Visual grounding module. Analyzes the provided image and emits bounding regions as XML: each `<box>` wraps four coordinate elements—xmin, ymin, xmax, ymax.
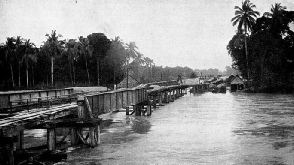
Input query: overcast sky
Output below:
<box><xmin>1</xmin><ymin>0</ymin><xmax>294</xmax><ymax>71</ymax></box>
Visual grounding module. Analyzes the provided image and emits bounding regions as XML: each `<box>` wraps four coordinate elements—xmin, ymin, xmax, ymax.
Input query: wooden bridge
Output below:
<box><xmin>0</xmin><ymin>82</ymin><xmax>208</xmax><ymax>165</ymax></box>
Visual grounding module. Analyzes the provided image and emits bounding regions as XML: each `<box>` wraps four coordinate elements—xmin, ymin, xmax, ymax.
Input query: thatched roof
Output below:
<box><xmin>231</xmin><ymin>76</ymin><xmax>244</xmax><ymax>85</ymax></box>
<box><xmin>117</xmin><ymin>74</ymin><xmax>140</xmax><ymax>88</ymax></box>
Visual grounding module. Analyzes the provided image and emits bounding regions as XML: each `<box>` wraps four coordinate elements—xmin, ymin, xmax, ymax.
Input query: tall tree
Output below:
<box><xmin>42</xmin><ymin>30</ymin><xmax>65</xmax><ymax>87</ymax></box>
<box><xmin>231</xmin><ymin>0</ymin><xmax>260</xmax><ymax>79</ymax></box>
<box><xmin>65</xmin><ymin>39</ymin><xmax>78</xmax><ymax>85</ymax></box>
<box><xmin>22</xmin><ymin>39</ymin><xmax>36</xmax><ymax>88</ymax></box>
<box><xmin>87</xmin><ymin>33</ymin><xmax>111</xmax><ymax>86</ymax></box>
<box><xmin>15</xmin><ymin>36</ymin><xmax>24</xmax><ymax>87</ymax></box>
<box><xmin>5</xmin><ymin>37</ymin><xmax>16</xmax><ymax>88</ymax></box>
<box><xmin>109</xmin><ymin>36</ymin><xmax>126</xmax><ymax>86</ymax></box>
<box><xmin>77</xmin><ymin>36</ymin><xmax>92</xmax><ymax>84</ymax></box>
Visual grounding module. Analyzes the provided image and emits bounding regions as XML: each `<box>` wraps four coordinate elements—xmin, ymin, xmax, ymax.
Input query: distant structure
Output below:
<box><xmin>117</xmin><ymin>74</ymin><xmax>140</xmax><ymax>89</ymax></box>
<box><xmin>177</xmin><ymin>75</ymin><xmax>183</xmax><ymax>85</ymax></box>
<box><xmin>230</xmin><ymin>76</ymin><xmax>245</xmax><ymax>92</ymax></box>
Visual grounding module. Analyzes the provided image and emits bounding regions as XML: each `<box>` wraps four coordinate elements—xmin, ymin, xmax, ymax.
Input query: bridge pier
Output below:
<box><xmin>135</xmin><ymin>105</ymin><xmax>142</xmax><ymax>116</ymax></box>
<box><xmin>47</xmin><ymin>123</ymin><xmax>56</xmax><ymax>151</ymax></box>
<box><xmin>158</xmin><ymin>93</ymin><xmax>163</xmax><ymax>106</ymax></box>
<box><xmin>146</xmin><ymin>102</ymin><xmax>152</xmax><ymax>116</ymax></box>
<box><xmin>163</xmin><ymin>91</ymin><xmax>169</xmax><ymax>103</ymax></box>
<box><xmin>152</xmin><ymin>96</ymin><xmax>157</xmax><ymax>109</ymax></box>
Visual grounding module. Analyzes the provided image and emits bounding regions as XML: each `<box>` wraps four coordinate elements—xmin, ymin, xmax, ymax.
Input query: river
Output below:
<box><xmin>53</xmin><ymin>92</ymin><xmax>294</xmax><ymax>164</ymax></box>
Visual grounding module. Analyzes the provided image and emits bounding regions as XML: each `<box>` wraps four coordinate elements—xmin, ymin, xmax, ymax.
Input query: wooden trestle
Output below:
<box><xmin>0</xmin><ymin>84</ymin><xmax>198</xmax><ymax>165</ymax></box>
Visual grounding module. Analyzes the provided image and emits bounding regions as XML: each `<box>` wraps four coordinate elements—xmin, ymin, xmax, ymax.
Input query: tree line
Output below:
<box><xmin>228</xmin><ymin>0</ymin><xmax>294</xmax><ymax>93</ymax></box>
<box><xmin>0</xmin><ymin>31</ymin><xmax>203</xmax><ymax>91</ymax></box>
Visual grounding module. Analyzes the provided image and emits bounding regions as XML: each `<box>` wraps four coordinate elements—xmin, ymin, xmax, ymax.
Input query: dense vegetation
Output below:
<box><xmin>228</xmin><ymin>0</ymin><xmax>294</xmax><ymax>93</ymax></box>
<box><xmin>0</xmin><ymin>31</ymin><xmax>211</xmax><ymax>91</ymax></box>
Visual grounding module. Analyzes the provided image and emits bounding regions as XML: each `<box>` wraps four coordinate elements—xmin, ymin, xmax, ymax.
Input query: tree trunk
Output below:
<box><xmin>51</xmin><ymin>57</ymin><xmax>54</xmax><ymax>87</ymax></box>
<box><xmin>32</xmin><ymin>65</ymin><xmax>35</xmax><ymax>87</ymax></box>
<box><xmin>18</xmin><ymin>61</ymin><xmax>21</xmax><ymax>87</ymax></box>
<box><xmin>97</xmin><ymin>58</ymin><xmax>100</xmax><ymax>86</ymax></box>
<box><xmin>69</xmin><ymin>58</ymin><xmax>73</xmax><ymax>85</ymax></box>
<box><xmin>73</xmin><ymin>60</ymin><xmax>76</xmax><ymax>85</ymax></box>
<box><xmin>244</xmin><ymin>31</ymin><xmax>250</xmax><ymax>80</ymax></box>
<box><xmin>113</xmin><ymin>70</ymin><xmax>115</xmax><ymax>88</ymax></box>
<box><xmin>85</xmin><ymin>56</ymin><xmax>90</xmax><ymax>84</ymax></box>
<box><xmin>26</xmin><ymin>61</ymin><xmax>29</xmax><ymax>88</ymax></box>
<box><xmin>10</xmin><ymin>62</ymin><xmax>15</xmax><ymax>88</ymax></box>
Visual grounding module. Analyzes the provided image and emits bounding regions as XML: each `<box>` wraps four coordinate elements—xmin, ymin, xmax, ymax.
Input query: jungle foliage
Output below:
<box><xmin>228</xmin><ymin>1</ymin><xmax>294</xmax><ymax>93</ymax></box>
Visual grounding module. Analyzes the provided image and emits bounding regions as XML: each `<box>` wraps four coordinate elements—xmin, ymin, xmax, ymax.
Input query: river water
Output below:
<box><xmin>61</xmin><ymin>92</ymin><xmax>294</xmax><ymax>165</ymax></box>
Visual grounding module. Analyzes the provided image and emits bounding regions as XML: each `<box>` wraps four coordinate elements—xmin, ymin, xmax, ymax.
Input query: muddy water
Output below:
<box><xmin>37</xmin><ymin>92</ymin><xmax>294</xmax><ymax>164</ymax></box>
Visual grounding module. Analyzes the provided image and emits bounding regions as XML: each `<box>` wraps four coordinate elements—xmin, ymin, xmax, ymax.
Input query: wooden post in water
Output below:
<box><xmin>146</xmin><ymin>101</ymin><xmax>152</xmax><ymax>116</ymax></box>
<box><xmin>164</xmin><ymin>91</ymin><xmax>169</xmax><ymax>103</ymax></box>
<box><xmin>89</xmin><ymin>127</ymin><xmax>96</xmax><ymax>147</ymax></box>
<box><xmin>15</xmin><ymin>130</ymin><xmax>24</xmax><ymax>151</ymax></box>
<box><xmin>96</xmin><ymin>123</ymin><xmax>101</xmax><ymax>145</ymax></box>
<box><xmin>70</xmin><ymin>128</ymin><xmax>78</xmax><ymax>145</ymax></box>
<box><xmin>152</xmin><ymin>95</ymin><xmax>157</xmax><ymax>109</ymax></box>
<box><xmin>135</xmin><ymin>105</ymin><xmax>141</xmax><ymax>116</ymax></box>
<box><xmin>47</xmin><ymin>122</ymin><xmax>56</xmax><ymax>151</ymax></box>
<box><xmin>170</xmin><ymin>90</ymin><xmax>174</xmax><ymax>102</ymax></box>
<box><xmin>126</xmin><ymin>106</ymin><xmax>130</xmax><ymax>115</ymax></box>
<box><xmin>158</xmin><ymin>92</ymin><xmax>163</xmax><ymax>106</ymax></box>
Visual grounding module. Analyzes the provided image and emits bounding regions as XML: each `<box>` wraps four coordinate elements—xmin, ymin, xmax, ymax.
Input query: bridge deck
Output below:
<box><xmin>0</xmin><ymin>103</ymin><xmax>77</xmax><ymax>137</ymax></box>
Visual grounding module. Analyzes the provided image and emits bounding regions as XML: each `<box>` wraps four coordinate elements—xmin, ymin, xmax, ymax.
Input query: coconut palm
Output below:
<box><xmin>77</xmin><ymin>36</ymin><xmax>92</xmax><ymax>84</ymax></box>
<box><xmin>126</xmin><ymin>42</ymin><xmax>138</xmax><ymax>62</ymax></box>
<box><xmin>43</xmin><ymin>30</ymin><xmax>65</xmax><ymax>86</ymax></box>
<box><xmin>65</xmin><ymin>39</ymin><xmax>78</xmax><ymax>85</ymax></box>
<box><xmin>87</xmin><ymin>33</ymin><xmax>111</xmax><ymax>86</ymax></box>
<box><xmin>110</xmin><ymin>36</ymin><xmax>125</xmax><ymax>86</ymax></box>
<box><xmin>15</xmin><ymin>36</ymin><xmax>24</xmax><ymax>87</ymax></box>
<box><xmin>5</xmin><ymin>37</ymin><xmax>16</xmax><ymax>88</ymax></box>
<box><xmin>264</xmin><ymin>3</ymin><xmax>287</xmax><ymax>36</ymax></box>
<box><xmin>231</xmin><ymin>0</ymin><xmax>260</xmax><ymax>79</ymax></box>
<box><xmin>22</xmin><ymin>39</ymin><xmax>36</xmax><ymax>88</ymax></box>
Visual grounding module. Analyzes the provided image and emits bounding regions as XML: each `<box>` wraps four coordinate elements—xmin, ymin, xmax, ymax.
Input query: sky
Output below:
<box><xmin>1</xmin><ymin>0</ymin><xmax>294</xmax><ymax>71</ymax></box>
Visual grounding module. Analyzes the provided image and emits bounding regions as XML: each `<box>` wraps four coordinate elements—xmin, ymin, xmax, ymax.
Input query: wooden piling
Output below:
<box><xmin>70</xmin><ymin>128</ymin><xmax>78</xmax><ymax>145</ymax></box>
<box><xmin>146</xmin><ymin>103</ymin><xmax>152</xmax><ymax>116</ymax></box>
<box><xmin>95</xmin><ymin>124</ymin><xmax>100</xmax><ymax>145</ymax></box>
<box><xmin>47</xmin><ymin>123</ymin><xmax>56</xmax><ymax>151</ymax></box>
<box><xmin>15</xmin><ymin>130</ymin><xmax>24</xmax><ymax>150</ymax></box>
<box><xmin>134</xmin><ymin>105</ymin><xmax>141</xmax><ymax>116</ymax></box>
<box><xmin>126</xmin><ymin>106</ymin><xmax>130</xmax><ymax>115</ymax></box>
<box><xmin>152</xmin><ymin>95</ymin><xmax>157</xmax><ymax>109</ymax></box>
<box><xmin>163</xmin><ymin>91</ymin><xmax>169</xmax><ymax>103</ymax></box>
<box><xmin>89</xmin><ymin>127</ymin><xmax>96</xmax><ymax>147</ymax></box>
<box><xmin>158</xmin><ymin>93</ymin><xmax>163</xmax><ymax>106</ymax></box>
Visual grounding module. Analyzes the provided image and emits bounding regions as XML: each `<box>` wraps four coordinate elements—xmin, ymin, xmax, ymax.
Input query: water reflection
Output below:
<box><xmin>131</xmin><ymin>117</ymin><xmax>151</xmax><ymax>134</ymax></box>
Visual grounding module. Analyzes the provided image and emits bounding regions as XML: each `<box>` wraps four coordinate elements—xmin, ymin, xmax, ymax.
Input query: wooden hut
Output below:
<box><xmin>230</xmin><ymin>76</ymin><xmax>244</xmax><ymax>92</ymax></box>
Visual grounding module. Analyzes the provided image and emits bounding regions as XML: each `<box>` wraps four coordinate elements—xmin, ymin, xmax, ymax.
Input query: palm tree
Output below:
<box><xmin>15</xmin><ymin>36</ymin><xmax>24</xmax><ymax>87</ymax></box>
<box><xmin>231</xmin><ymin>0</ymin><xmax>260</xmax><ymax>79</ymax></box>
<box><xmin>264</xmin><ymin>3</ymin><xmax>287</xmax><ymax>36</ymax></box>
<box><xmin>43</xmin><ymin>30</ymin><xmax>65</xmax><ymax>87</ymax></box>
<box><xmin>125</xmin><ymin>42</ymin><xmax>139</xmax><ymax>88</ymax></box>
<box><xmin>22</xmin><ymin>39</ymin><xmax>36</xmax><ymax>88</ymax></box>
<box><xmin>5</xmin><ymin>37</ymin><xmax>16</xmax><ymax>88</ymax></box>
<box><xmin>65</xmin><ymin>39</ymin><xmax>78</xmax><ymax>85</ymax></box>
<box><xmin>87</xmin><ymin>33</ymin><xmax>111</xmax><ymax>86</ymax></box>
<box><xmin>111</xmin><ymin>36</ymin><xmax>125</xmax><ymax>86</ymax></box>
<box><xmin>77</xmin><ymin>36</ymin><xmax>92</xmax><ymax>84</ymax></box>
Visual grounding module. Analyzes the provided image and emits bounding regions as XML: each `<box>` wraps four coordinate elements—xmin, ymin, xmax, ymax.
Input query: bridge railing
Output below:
<box><xmin>85</xmin><ymin>86</ymin><xmax>147</xmax><ymax>117</ymax></box>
